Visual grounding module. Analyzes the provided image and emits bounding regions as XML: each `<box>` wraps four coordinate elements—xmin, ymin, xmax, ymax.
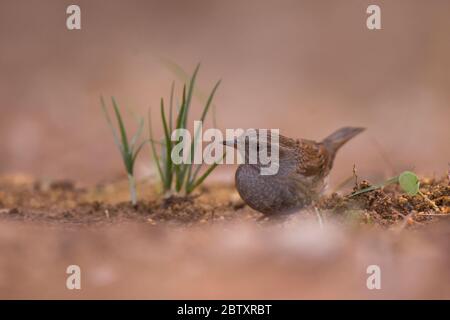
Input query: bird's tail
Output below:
<box><xmin>322</xmin><ymin>127</ymin><xmax>365</xmax><ymax>160</ymax></box>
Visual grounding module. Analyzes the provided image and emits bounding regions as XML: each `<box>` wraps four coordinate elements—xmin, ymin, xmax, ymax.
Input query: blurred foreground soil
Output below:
<box><xmin>0</xmin><ymin>174</ymin><xmax>449</xmax><ymax>299</ymax></box>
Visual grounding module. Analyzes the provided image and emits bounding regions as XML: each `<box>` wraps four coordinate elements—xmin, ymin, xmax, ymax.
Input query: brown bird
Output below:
<box><xmin>224</xmin><ymin>127</ymin><xmax>365</xmax><ymax>216</ymax></box>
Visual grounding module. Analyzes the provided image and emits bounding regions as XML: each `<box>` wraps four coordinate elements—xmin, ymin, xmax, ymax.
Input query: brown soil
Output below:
<box><xmin>0</xmin><ymin>174</ymin><xmax>449</xmax><ymax>299</ymax></box>
<box><xmin>1</xmin><ymin>174</ymin><xmax>448</xmax><ymax>228</ymax></box>
<box><xmin>319</xmin><ymin>177</ymin><xmax>450</xmax><ymax>227</ymax></box>
<box><xmin>0</xmin><ymin>175</ymin><xmax>258</xmax><ymax>227</ymax></box>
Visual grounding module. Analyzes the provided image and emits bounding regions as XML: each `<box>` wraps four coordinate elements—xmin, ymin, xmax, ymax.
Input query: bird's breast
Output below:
<box><xmin>235</xmin><ymin>164</ymin><xmax>316</xmax><ymax>215</ymax></box>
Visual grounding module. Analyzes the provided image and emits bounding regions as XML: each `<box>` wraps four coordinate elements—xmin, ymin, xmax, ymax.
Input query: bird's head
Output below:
<box><xmin>222</xmin><ymin>129</ymin><xmax>283</xmax><ymax>175</ymax></box>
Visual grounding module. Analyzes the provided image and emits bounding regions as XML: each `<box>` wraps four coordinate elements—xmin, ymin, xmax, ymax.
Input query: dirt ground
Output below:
<box><xmin>0</xmin><ymin>174</ymin><xmax>449</xmax><ymax>299</ymax></box>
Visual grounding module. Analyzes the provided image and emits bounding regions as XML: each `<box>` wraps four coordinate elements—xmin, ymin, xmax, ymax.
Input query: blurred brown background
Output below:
<box><xmin>0</xmin><ymin>0</ymin><xmax>449</xmax><ymax>185</ymax></box>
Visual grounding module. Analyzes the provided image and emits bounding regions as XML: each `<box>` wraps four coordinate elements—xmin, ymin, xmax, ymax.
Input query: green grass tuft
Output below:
<box><xmin>148</xmin><ymin>64</ymin><xmax>223</xmax><ymax>195</ymax></box>
<box><xmin>101</xmin><ymin>97</ymin><xmax>145</xmax><ymax>205</ymax></box>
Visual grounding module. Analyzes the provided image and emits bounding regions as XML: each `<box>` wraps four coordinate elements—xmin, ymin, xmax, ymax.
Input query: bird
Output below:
<box><xmin>223</xmin><ymin>127</ymin><xmax>365</xmax><ymax>216</ymax></box>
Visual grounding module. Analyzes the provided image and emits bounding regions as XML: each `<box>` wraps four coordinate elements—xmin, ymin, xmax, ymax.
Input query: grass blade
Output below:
<box><xmin>160</xmin><ymin>58</ymin><xmax>219</xmax><ymax>127</ymax></box>
<box><xmin>187</xmin><ymin>153</ymin><xmax>226</xmax><ymax>194</ymax></box>
<box><xmin>175</xmin><ymin>85</ymin><xmax>187</xmax><ymax>129</ymax></box>
<box><xmin>181</xmin><ymin>63</ymin><xmax>200</xmax><ymax>129</ymax></box>
<box><xmin>148</xmin><ymin>109</ymin><xmax>165</xmax><ymax>183</ymax></box>
<box><xmin>130</xmin><ymin>117</ymin><xmax>144</xmax><ymax>152</ymax></box>
<box><xmin>161</xmin><ymin>99</ymin><xmax>173</xmax><ymax>190</ymax></box>
<box><xmin>101</xmin><ymin>96</ymin><xmax>123</xmax><ymax>153</ymax></box>
<box><xmin>174</xmin><ymin>85</ymin><xmax>187</xmax><ymax>191</ymax></box>
<box><xmin>200</xmin><ymin>80</ymin><xmax>221</xmax><ymax>121</ymax></box>
<box><xmin>175</xmin><ymin>65</ymin><xmax>201</xmax><ymax>190</ymax></box>
<box><xmin>132</xmin><ymin>140</ymin><xmax>148</xmax><ymax>166</ymax></box>
<box><xmin>169</xmin><ymin>81</ymin><xmax>175</xmax><ymax>133</ymax></box>
<box><xmin>111</xmin><ymin>97</ymin><xmax>130</xmax><ymax>159</ymax></box>
<box><xmin>349</xmin><ymin>176</ymin><xmax>399</xmax><ymax>197</ymax></box>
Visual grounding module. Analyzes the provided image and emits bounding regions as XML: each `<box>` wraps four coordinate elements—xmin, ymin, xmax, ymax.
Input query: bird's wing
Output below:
<box><xmin>278</xmin><ymin>134</ymin><xmax>299</xmax><ymax>149</ymax></box>
<box><xmin>295</xmin><ymin>139</ymin><xmax>330</xmax><ymax>177</ymax></box>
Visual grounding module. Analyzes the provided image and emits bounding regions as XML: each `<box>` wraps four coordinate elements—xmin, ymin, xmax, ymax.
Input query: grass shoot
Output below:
<box><xmin>101</xmin><ymin>97</ymin><xmax>146</xmax><ymax>206</ymax></box>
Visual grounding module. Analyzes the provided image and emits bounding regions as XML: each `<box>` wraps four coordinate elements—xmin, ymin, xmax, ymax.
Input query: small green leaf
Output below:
<box><xmin>398</xmin><ymin>171</ymin><xmax>420</xmax><ymax>196</ymax></box>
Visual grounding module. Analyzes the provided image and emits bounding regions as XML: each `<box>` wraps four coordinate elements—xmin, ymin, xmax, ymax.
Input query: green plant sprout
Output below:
<box><xmin>148</xmin><ymin>64</ymin><xmax>223</xmax><ymax>195</ymax></box>
<box><xmin>349</xmin><ymin>171</ymin><xmax>440</xmax><ymax>211</ymax></box>
<box><xmin>159</xmin><ymin>58</ymin><xmax>219</xmax><ymax>127</ymax></box>
<box><xmin>101</xmin><ymin>97</ymin><xmax>146</xmax><ymax>206</ymax></box>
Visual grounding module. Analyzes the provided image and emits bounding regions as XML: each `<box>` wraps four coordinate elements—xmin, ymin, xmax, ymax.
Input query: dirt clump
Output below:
<box><xmin>319</xmin><ymin>177</ymin><xmax>450</xmax><ymax>227</ymax></box>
